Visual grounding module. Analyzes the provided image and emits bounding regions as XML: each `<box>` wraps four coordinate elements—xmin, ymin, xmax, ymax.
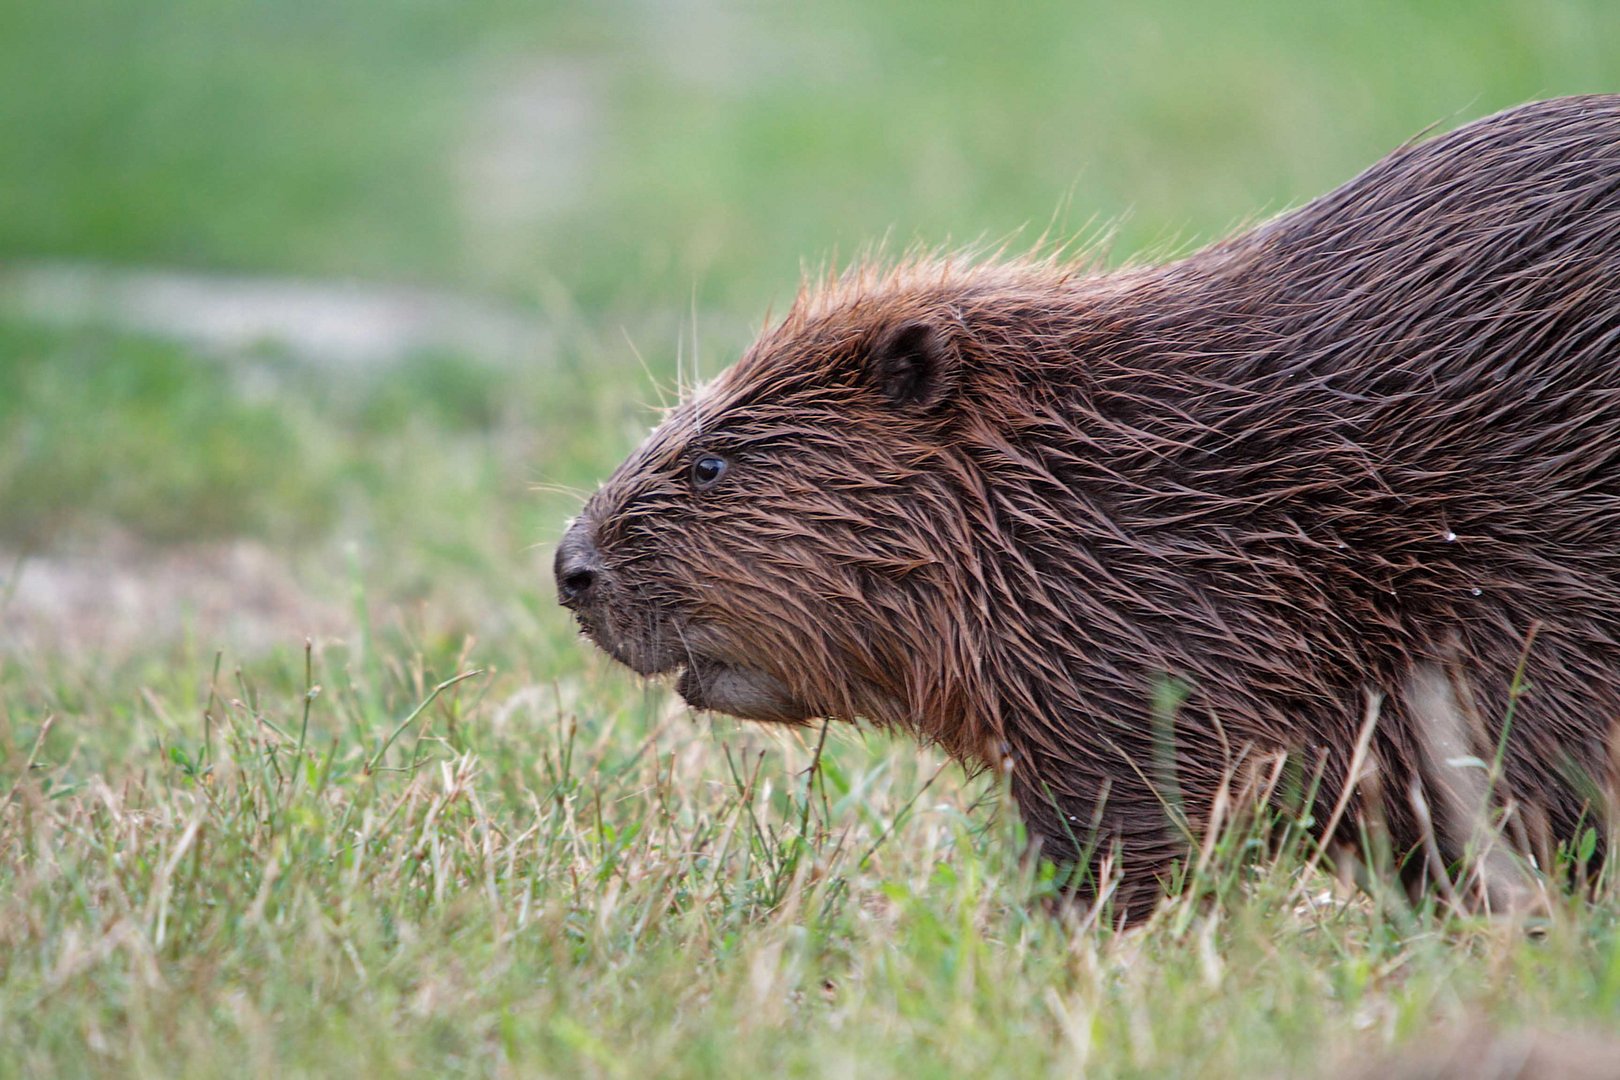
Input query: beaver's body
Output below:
<box><xmin>559</xmin><ymin>96</ymin><xmax>1620</xmax><ymax>920</ymax></box>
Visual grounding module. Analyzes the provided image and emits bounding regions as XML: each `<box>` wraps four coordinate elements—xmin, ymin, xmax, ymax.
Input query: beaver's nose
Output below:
<box><xmin>554</xmin><ymin>520</ymin><xmax>604</xmax><ymax>608</ymax></box>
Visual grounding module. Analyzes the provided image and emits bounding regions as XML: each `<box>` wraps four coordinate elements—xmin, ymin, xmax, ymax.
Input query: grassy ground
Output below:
<box><xmin>4</xmin><ymin>2</ymin><xmax>1620</xmax><ymax>1075</ymax></box>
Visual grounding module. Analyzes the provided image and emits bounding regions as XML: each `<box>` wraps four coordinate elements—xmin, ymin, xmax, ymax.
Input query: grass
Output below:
<box><xmin>5</xmin><ymin>1</ymin><xmax>1619</xmax><ymax>305</ymax></box>
<box><xmin>5</xmin><ymin>1</ymin><xmax>1620</xmax><ymax>1075</ymax></box>
<box><xmin>6</xmin><ymin>632</ymin><xmax>1620</xmax><ymax>1076</ymax></box>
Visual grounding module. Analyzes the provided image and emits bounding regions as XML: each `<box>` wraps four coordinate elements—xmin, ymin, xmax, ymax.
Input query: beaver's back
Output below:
<box><xmin>1088</xmin><ymin>95</ymin><xmax>1620</xmax><ymax>871</ymax></box>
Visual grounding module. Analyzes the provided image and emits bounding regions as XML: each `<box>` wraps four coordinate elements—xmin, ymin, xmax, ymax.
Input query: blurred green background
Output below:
<box><xmin>1</xmin><ymin>0</ymin><xmax>1617</xmax><ymax>670</ymax></box>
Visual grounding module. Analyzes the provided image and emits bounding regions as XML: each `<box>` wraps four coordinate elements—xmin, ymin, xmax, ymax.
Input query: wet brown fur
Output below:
<box><xmin>562</xmin><ymin>96</ymin><xmax>1620</xmax><ymax>921</ymax></box>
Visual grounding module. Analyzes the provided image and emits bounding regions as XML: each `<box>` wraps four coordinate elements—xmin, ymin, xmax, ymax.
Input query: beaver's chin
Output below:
<box><xmin>574</xmin><ymin>613</ymin><xmax>815</xmax><ymax>723</ymax></box>
<box><xmin>675</xmin><ymin>660</ymin><xmax>815</xmax><ymax>724</ymax></box>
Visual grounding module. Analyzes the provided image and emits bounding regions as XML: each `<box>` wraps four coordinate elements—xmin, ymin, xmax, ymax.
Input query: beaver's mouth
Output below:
<box><xmin>573</xmin><ymin>611</ymin><xmax>814</xmax><ymax>724</ymax></box>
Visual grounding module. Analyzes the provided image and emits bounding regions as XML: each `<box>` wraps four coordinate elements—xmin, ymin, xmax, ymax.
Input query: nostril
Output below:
<box><xmin>555</xmin><ymin>520</ymin><xmax>604</xmax><ymax>608</ymax></box>
<box><xmin>559</xmin><ymin>566</ymin><xmax>596</xmax><ymax>603</ymax></box>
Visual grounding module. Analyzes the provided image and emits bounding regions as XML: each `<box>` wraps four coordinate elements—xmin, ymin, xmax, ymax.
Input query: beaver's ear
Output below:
<box><xmin>868</xmin><ymin>319</ymin><xmax>959</xmax><ymax>413</ymax></box>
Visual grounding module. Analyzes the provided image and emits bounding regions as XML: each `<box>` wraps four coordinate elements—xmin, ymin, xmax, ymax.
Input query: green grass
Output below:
<box><xmin>0</xmin><ymin>323</ymin><xmax>329</xmax><ymax>546</ymax></box>
<box><xmin>4</xmin><ymin>0</ymin><xmax>1618</xmax><ymax>305</ymax></box>
<box><xmin>5</xmin><ymin>1</ymin><xmax>1620</xmax><ymax>1075</ymax></box>
<box><xmin>6</xmin><ymin>633</ymin><xmax>1620</xmax><ymax>1077</ymax></box>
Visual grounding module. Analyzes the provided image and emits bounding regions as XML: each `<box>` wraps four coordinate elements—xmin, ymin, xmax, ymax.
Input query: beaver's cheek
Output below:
<box><xmin>676</xmin><ymin>662</ymin><xmax>815</xmax><ymax>724</ymax></box>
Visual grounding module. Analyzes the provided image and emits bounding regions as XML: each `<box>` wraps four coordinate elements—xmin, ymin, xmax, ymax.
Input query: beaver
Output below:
<box><xmin>557</xmin><ymin>95</ymin><xmax>1620</xmax><ymax>922</ymax></box>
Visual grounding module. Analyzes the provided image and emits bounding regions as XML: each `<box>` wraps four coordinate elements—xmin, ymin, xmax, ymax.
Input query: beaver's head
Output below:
<box><xmin>557</xmin><ymin>279</ymin><xmax>1011</xmax><ymax>737</ymax></box>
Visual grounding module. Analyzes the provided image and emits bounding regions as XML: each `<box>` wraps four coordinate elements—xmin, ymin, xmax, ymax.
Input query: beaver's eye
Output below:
<box><xmin>690</xmin><ymin>455</ymin><xmax>728</xmax><ymax>491</ymax></box>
